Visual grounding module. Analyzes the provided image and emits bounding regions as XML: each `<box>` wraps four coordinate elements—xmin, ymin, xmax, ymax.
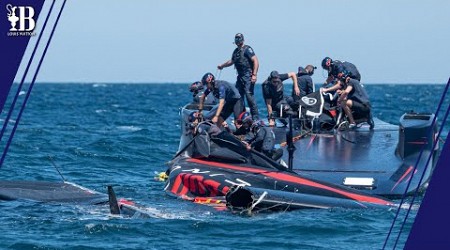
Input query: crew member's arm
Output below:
<box><xmin>251</xmin><ymin>55</ymin><xmax>259</xmax><ymax>83</ymax></box>
<box><xmin>265</xmin><ymin>98</ymin><xmax>274</xmax><ymax>126</ymax></box>
<box><xmin>265</xmin><ymin>98</ymin><xmax>273</xmax><ymax>117</ymax></box>
<box><xmin>321</xmin><ymin>81</ymin><xmax>342</xmax><ymax>93</ymax></box>
<box><xmin>218</xmin><ymin>59</ymin><xmax>233</xmax><ymax>70</ymax></box>
<box><xmin>212</xmin><ymin>99</ymin><xmax>225</xmax><ymax>124</ymax></box>
<box><xmin>198</xmin><ymin>88</ymin><xmax>211</xmax><ymax>117</ymax></box>
<box><xmin>324</xmin><ymin>75</ymin><xmax>334</xmax><ymax>86</ymax></box>
<box><xmin>288</xmin><ymin>72</ymin><xmax>300</xmax><ymax>96</ymax></box>
<box><xmin>338</xmin><ymin>77</ymin><xmax>353</xmax><ymax>102</ymax></box>
<box><xmin>198</xmin><ymin>93</ymin><xmax>206</xmax><ymax>114</ymax></box>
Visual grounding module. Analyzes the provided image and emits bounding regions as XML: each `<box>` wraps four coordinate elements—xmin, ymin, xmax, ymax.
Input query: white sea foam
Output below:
<box><xmin>95</xmin><ymin>109</ymin><xmax>107</xmax><ymax>113</ymax></box>
<box><xmin>398</xmin><ymin>202</ymin><xmax>421</xmax><ymax>210</ymax></box>
<box><xmin>93</xmin><ymin>83</ymin><xmax>107</xmax><ymax>87</ymax></box>
<box><xmin>117</xmin><ymin>126</ymin><xmax>142</xmax><ymax>132</ymax></box>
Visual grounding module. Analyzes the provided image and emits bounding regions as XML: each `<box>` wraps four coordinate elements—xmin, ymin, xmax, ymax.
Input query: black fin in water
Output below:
<box><xmin>107</xmin><ymin>185</ymin><xmax>121</xmax><ymax>215</ymax></box>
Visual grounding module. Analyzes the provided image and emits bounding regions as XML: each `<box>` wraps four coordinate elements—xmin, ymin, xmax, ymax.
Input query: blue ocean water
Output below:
<box><xmin>0</xmin><ymin>83</ymin><xmax>448</xmax><ymax>250</ymax></box>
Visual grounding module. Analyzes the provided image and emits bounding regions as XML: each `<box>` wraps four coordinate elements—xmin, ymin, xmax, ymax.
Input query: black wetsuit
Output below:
<box><xmin>204</xmin><ymin>80</ymin><xmax>243</xmax><ymax>120</ymax></box>
<box><xmin>346</xmin><ymin>78</ymin><xmax>371</xmax><ymax>117</ymax></box>
<box><xmin>262</xmin><ymin>73</ymin><xmax>292</xmax><ymax>117</ymax></box>
<box><xmin>287</xmin><ymin>67</ymin><xmax>315</xmax><ymax>110</ymax></box>
<box><xmin>232</xmin><ymin>45</ymin><xmax>259</xmax><ymax>120</ymax></box>
<box><xmin>329</xmin><ymin>60</ymin><xmax>361</xmax><ymax>81</ymax></box>
<box><xmin>246</xmin><ymin>126</ymin><xmax>282</xmax><ymax>160</ymax></box>
<box><xmin>295</xmin><ymin>67</ymin><xmax>314</xmax><ymax>99</ymax></box>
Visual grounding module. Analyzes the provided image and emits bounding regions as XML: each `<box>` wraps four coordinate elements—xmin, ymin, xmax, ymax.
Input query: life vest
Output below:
<box><xmin>232</xmin><ymin>45</ymin><xmax>253</xmax><ymax>75</ymax></box>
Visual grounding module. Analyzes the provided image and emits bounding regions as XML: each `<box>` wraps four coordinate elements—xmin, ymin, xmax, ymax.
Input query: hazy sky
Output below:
<box><xmin>34</xmin><ymin>0</ymin><xmax>449</xmax><ymax>84</ymax></box>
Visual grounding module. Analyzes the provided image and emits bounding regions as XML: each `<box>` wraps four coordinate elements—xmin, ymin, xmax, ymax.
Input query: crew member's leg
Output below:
<box><xmin>239</xmin><ymin>73</ymin><xmax>259</xmax><ymax>120</ymax></box>
<box><xmin>231</xmin><ymin>98</ymin><xmax>244</xmax><ymax>120</ymax></box>
<box><xmin>275</xmin><ymin>99</ymin><xmax>292</xmax><ymax>126</ymax></box>
<box><xmin>219</xmin><ymin>101</ymin><xmax>233</xmax><ymax>127</ymax></box>
<box><xmin>341</xmin><ymin>99</ymin><xmax>356</xmax><ymax>126</ymax></box>
<box><xmin>286</xmin><ymin>96</ymin><xmax>299</xmax><ymax>111</ymax></box>
<box><xmin>236</xmin><ymin>76</ymin><xmax>247</xmax><ymax>115</ymax></box>
<box><xmin>349</xmin><ymin>100</ymin><xmax>372</xmax><ymax>128</ymax></box>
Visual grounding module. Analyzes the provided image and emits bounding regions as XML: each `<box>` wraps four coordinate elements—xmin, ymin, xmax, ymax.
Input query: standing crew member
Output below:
<box><xmin>198</xmin><ymin>73</ymin><xmax>243</xmax><ymax>127</ymax></box>
<box><xmin>218</xmin><ymin>33</ymin><xmax>260</xmax><ymax>120</ymax></box>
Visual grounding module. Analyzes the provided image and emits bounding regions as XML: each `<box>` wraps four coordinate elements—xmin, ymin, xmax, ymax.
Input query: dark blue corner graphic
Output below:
<box><xmin>0</xmin><ymin>0</ymin><xmax>44</xmax><ymax>113</ymax></box>
<box><xmin>0</xmin><ymin>0</ymin><xmax>55</xmax><ymax>145</ymax></box>
<box><xmin>405</xmin><ymin>78</ymin><xmax>450</xmax><ymax>249</ymax></box>
<box><xmin>0</xmin><ymin>0</ymin><xmax>66</xmax><ymax>169</ymax></box>
<box><xmin>383</xmin><ymin>78</ymin><xmax>450</xmax><ymax>249</ymax></box>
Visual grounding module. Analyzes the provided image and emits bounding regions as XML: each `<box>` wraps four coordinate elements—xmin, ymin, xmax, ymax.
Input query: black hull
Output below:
<box><xmin>165</xmin><ymin>157</ymin><xmax>394</xmax><ymax>212</ymax></box>
<box><xmin>178</xmin><ymin>103</ymin><xmax>438</xmax><ymax>199</ymax></box>
<box><xmin>226</xmin><ymin>186</ymin><xmax>390</xmax><ymax>212</ymax></box>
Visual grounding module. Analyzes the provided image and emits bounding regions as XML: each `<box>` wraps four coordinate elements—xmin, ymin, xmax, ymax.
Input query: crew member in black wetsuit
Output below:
<box><xmin>262</xmin><ymin>70</ymin><xmax>298</xmax><ymax>126</ymax></box>
<box><xmin>189</xmin><ymin>81</ymin><xmax>217</xmax><ymax>104</ymax></box>
<box><xmin>198</xmin><ymin>72</ymin><xmax>243</xmax><ymax>127</ymax></box>
<box><xmin>321</xmin><ymin>57</ymin><xmax>361</xmax><ymax>88</ymax></box>
<box><xmin>232</xmin><ymin>112</ymin><xmax>283</xmax><ymax>161</ymax></box>
<box><xmin>338</xmin><ymin>76</ymin><xmax>374</xmax><ymax>129</ymax></box>
<box><xmin>296</xmin><ymin>65</ymin><xmax>316</xmax><ymax>98</ymax></box>
<box><xmin>218</xmin><ymin>33</ymin><xmax>260</xmax><ymax>120</ymax></box>
<box><xmin>287</xmin><ymin>65</ymin><xmax>316</xmax><ymax>110</ymax></box>
<box><xmin>245</xmin><ymin>121</ymin><xmax>283</xmax><ymax>161</ymax></box>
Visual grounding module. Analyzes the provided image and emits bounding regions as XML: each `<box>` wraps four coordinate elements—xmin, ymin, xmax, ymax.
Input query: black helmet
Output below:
<box><xmin>321</xmin><ymin>57</ymin><xmax>332</xmax><ymax>70</ymax></box>
<box><xmin>189</xmin><ymin>81</ymin><xmax>204</xmax><ymax>93</ymax></box>
<box><xmin>201</xmin><ymin>72</ymin><xmax>215</xmax><ymax>86</ymax></box>
<box><xmin>234</xmin><ymin>33</ymin><xmax>244</xmax><ymax>45</ymax></box>
<box><xmin>250</xmin><ymin>120</ymin><xmax>264</xmax><ymax>133</ymax></box>
<box><xmin>236</xmin><ymin>111</ymin><xmax>252</xmax><ymax>125</ymax></box>
<box><xmin>188</xmin><ymin>111</ymin><xmax>200</xmax><ymax>122</ymax></box>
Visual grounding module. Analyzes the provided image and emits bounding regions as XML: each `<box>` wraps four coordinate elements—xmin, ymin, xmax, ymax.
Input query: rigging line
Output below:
<box><xmin>340</xmin><ymin>134</ymin><xmax>356</xmax><ymax>144</ymax></box>
<box><xmin>383</xmin><ymin>79</ymin><xmax>450</xmax><ymax>249</ymax></box>
<box><xmin>0</xmin><ymin>0</ymin><xmax>68</xmax><ymax>169</ymax></box>
<box><xmin>0</xmin><ymin>0</ymin><xmax>56</xmax><ymax>144</ymax></box>
<box><xmin>393</xmin><ymin>99</ymin><xmax>450</xmax><ymax>249</ymax></box>
<box><xmin>48</xmin><ymin>155</ymin><xmax>66</xmax><ymax>182</ymax></box>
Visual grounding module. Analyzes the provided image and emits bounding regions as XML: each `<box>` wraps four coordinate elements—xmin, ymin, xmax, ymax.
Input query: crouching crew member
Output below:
<box><xmin>338</xmin><ymin>76</ymin><xmax>374</xmax><ymax>129</ymax></box>
<box><xmin>262</xmin><ymin>70</ymin><xmax>299</xmax><ymax>126</ymax></box>
<box><xmin>198</xmin><ymin>72</ymin><xmax>244</xmax><ymax>127</ymax></box>
<box><xmin>287</xmin><ymin>65</ymin><xmax>316</xmax><ymax>110</ymax></box>
<box><xmin>295</xmin><ymin>64</ymin><xmax>316</xmax><ymax>98</ymax></box>
<box><xmin>244</xmin><ymin>120</ymin><xmax>283</xmax><ymax>161</ymax></box>
<box><xmin>321</xmin><ymin>57</ymin><xmax>361</xmax><ymax>89</ymax></box>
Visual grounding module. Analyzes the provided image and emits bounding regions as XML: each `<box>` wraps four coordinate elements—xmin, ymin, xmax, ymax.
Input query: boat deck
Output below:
<box><xmin>288</xmin><ymin>119</ymin><xmax>399</xmax><ymax>173</ymax></box>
